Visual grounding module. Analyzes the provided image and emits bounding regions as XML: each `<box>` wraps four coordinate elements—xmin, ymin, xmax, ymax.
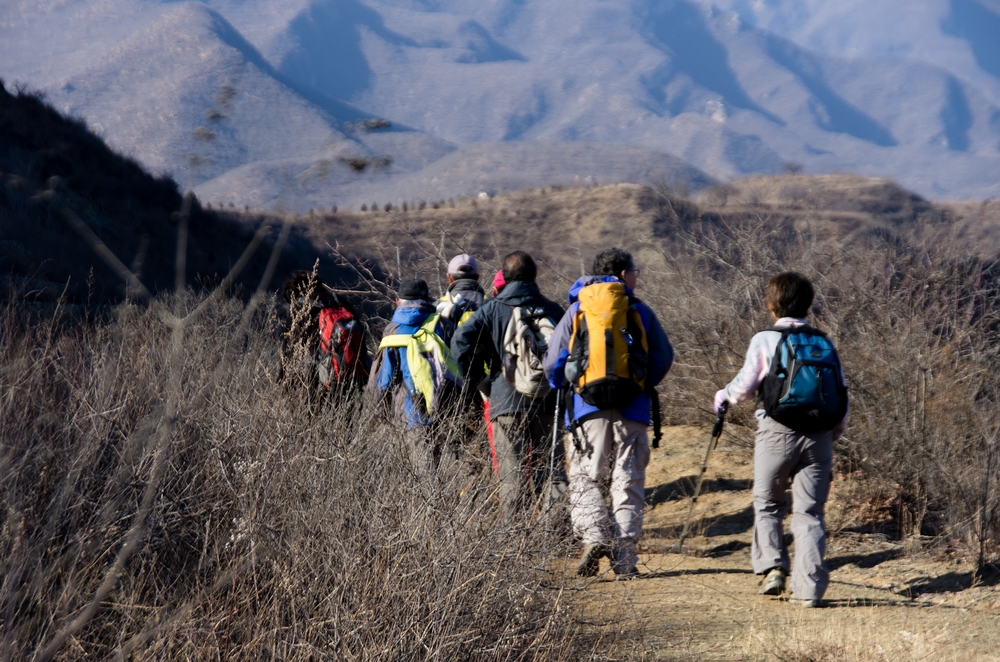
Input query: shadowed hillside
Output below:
<box><xmin>0</xmin><ymin>82</ymin><xmax>334</xmax><ymax>305</ymax></box>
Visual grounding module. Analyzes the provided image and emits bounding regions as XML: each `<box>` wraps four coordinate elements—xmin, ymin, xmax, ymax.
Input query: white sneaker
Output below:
<box><xmin>759</xmin><ymin>567</ymin><xmax>786</xmax><ymax>595</ymax></box>
<box><xmin>789</xmin><ymin>597</ymin><xmax>822</xmax><ymax>608</ymax></box>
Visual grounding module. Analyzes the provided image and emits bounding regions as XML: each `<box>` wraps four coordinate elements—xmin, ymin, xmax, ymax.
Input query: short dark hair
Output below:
<box><xmin>502</xmin><ymin>251</ymin><xmax>537</xmax><ymax>282</ymax></box>
<box><xmin>766</xmin><ymin>272</ymin><xmax>814</xmax><ymax>318</ymax></box>
<box><xmin>593</xmin><ymin>247</ymin><xmax>634</xmax><ymax>278</ymax></box>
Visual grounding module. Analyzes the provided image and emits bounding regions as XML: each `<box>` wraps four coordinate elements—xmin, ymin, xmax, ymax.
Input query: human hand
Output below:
<box><xmin>713</xmin><ymin>389</ymin><xmax>729</xmax><ymax>414</ymax></box>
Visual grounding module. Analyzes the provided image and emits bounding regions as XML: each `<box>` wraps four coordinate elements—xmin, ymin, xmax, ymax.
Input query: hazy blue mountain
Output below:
<box><xmin>711</xmin><ymin>0</ymin><xmax>1000</xmax><ymax>106</ymax></box>
<box><xmin>3</xmin><ymin>0</ymin><xmax>999</xmax><ymax>208</ymax></box>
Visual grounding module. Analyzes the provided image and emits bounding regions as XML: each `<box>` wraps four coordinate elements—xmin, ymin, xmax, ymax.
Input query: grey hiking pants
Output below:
<box><xmin>492</xmin><ymin>413</ymin><xmax>568</xmax><ymax>517</ymax></box>
<box><xmin>752</xmin><ymin>416</ymin><xmax>834</xmax><ymax>601</ymax></box>
<box><xmin>568</xmin><ymin>411</ymin><xmax>649</xmax><ymax>572</ymax></box>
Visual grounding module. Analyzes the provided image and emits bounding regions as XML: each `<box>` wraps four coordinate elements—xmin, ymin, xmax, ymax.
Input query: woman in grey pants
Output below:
<box><xmin>714</xmin><ymin>272</ymin><xmax>848</xmax><ymax>607</ymax></box>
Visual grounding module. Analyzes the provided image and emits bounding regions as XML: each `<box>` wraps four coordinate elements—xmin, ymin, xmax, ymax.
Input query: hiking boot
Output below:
<box><xmin>576</xmin><ymin>542</ymin><xmax>607</xmax><ymax>577</ymax></box>
<box><xmin>758</xmin><ymin>567</ymin><xmax>786</xmax><ymax>595</ymax></box>
<box><xmin>614</xmin><ymin>566</ymin><xmax>640</xmax><ymax>581</ymax></box>
<box><xmin>789</xmin><ymin>597</ymin><xmax>822</xmax><ymax>608</ymax></box>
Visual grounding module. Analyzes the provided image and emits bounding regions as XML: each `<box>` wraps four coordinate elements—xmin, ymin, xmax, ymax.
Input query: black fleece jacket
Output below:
<box><xmin>450</xmin><ymin>280</ymin><xmax>565</xmax><ymax>419</ymax></box>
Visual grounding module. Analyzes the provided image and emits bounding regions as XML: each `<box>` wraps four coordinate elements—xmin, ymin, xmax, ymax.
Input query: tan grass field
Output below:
<box><xmin>562</xmin><ymin>425</ymin><xmax>1000</xmax><ymax>661</ymax></box>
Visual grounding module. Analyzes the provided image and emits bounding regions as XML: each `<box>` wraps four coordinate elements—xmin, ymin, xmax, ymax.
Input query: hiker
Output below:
<box><xmin>437</xmin><ymin>253</ymin><xmax>486</xmax><ymax>325</ymax></box>
<box><xmin>367</xmin><ymin>278</ymin><xmax>460</xmax><ymax>475</ymax></box>
<box><xmin>451</xmin><ymin>252</ymin><xmax>568</xmax><ymax>516</ymax></box>
<box><xmin>482</xmin><ymin>269</ymin><xmax>506</xmax><ymax>470</ymax></box>
<box><xmin>278</xmin><ymin>270</ymin><xmax>368</xmax><ymax>406</ymax></box>
<box><xmin>714</xmin><ymin>272</ymin><xmax>848</xmax><ymax>607</ymax></box>
<box><xmin>489</xmin><ymin>269</ymin><xmax>506</xmax><ymax>298</ymax></box>
<box><xmin>544</xmin><ymin>247</ymin><xmax>674</xmax><ymax>579</ymax></box>
<box><xmin>437</xmin><ymin>253</ymin><xmax>489</xmax><ymax>407</ymax></box>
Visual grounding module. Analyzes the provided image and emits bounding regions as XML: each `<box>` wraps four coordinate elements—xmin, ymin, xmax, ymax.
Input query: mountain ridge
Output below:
<box><xmin>4</xmin><ymin>0</ymin><xmax>1000</xmax><ymax>208</ymax></box>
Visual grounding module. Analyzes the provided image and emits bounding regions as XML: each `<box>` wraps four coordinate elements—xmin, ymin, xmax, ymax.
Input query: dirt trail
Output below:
<box><xmin>566</xmin><ymin>426</ymin><xmax>1000</xmax><ymax>661</ymax></box>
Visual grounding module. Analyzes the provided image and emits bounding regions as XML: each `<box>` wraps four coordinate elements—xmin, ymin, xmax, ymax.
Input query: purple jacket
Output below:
<box><xmin>543</xmin><ymin>276</ymin><xmax>674</xmax><ymax>425</ymax></box>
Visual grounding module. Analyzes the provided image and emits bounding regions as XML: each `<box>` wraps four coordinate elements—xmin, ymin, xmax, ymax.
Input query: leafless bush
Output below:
<box><xmin>0</xmin><ymin>291</ymin><xmax>623</xmax><ymax>660</ymax></box>
<box><xmin>641</xmin><ymin>196</ymin><xmax>1000</xmax><ymax>564</ymax></box>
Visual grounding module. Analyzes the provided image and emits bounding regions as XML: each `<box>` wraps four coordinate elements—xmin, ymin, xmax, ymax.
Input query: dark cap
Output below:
<box><xmin>398</xmin><ymin>278</ymin><xmax>430</xmax><ymax>301</ymax></box>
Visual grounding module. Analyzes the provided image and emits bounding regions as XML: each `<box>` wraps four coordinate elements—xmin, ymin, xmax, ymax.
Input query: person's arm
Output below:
<box><xmin>640</xmin><ymin>305</ymin><xmax>673</xmax><ymax>387</ymax></box>
<box><xmin>716</xmin><ymin>332</ymin><xmax>771</xmax><ymax>409</ymax></box>
<box><xmin>543</xmin><ymin>303</ymin><xmax>577</xmax><ymax>389</ymax></box>
<box><xmin>450</xmin><ymin>305</ymin><xmax>492</xmax><ymax>380</ymax></box>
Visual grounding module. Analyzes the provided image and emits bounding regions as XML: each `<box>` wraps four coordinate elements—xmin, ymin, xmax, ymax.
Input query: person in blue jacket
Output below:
<box><xmin>544</xmin><ymin>248</ymin><xmax>674</xmax><ymax>578</ymax></box>
<box><xmin>367</xmin><ymin>278</ymin><xmax>456</xmax><ymax>475</ymax></box>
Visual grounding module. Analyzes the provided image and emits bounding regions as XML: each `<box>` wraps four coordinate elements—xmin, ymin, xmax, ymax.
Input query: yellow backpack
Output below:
<box><xmin>378</xmin><ymin>314</ymin><xmax>463</xmax><ymax>416</ymax></box>
<box><xmin>565</xmin><ymin>281</ymin><xmax>649</xmax><ymax>409</ymax></box>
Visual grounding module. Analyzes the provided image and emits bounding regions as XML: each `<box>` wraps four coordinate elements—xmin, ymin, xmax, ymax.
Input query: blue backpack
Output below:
<box><xmin>758</xmin><ymin>326</ymin><xmax>847</xmax><ymax>432</ymax></box>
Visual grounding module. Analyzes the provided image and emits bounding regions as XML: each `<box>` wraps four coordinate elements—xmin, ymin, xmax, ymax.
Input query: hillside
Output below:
<box><xmin>265</xmin><ymin>173</ymin><xmax>993</xmax><ymax>310</ymax></box>
<box><xmin>193</xmin><ymin>141</ymin><xmax>714</xmax><ymax>212</ymax></box>
<box><xmin>3</xmin><ymin>77</ymin><xmax>990</xmax><ymax>311</ymax></box>
<box><xmin>6</xmin><ymin>0</ymin><xmax>1000</xmax><ymax>209</ymax></box>
<box><xmin>0</xmin><ymin>82</ymin><xmax>324</xmax><ymax>305</ymax></box>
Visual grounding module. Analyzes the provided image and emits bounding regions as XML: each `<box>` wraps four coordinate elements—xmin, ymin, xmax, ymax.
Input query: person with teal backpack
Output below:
<box><xmin>367</xmin><ymin>279</ymin><xmax>461</xmax><ymax>475</ymax></box>
<box><xmin>714</xmin><ymin>272</ymin><xmax>849</xmax><ymax>608</ymax></box>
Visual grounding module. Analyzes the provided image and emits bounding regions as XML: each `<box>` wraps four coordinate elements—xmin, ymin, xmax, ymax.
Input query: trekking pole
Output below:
<box><xmin>671</xmin><ymin>402</ymin><xmax>728</xmax><ymax>553</ymax></box>
<box><xmin>545</xmin><ymin>388</ymin><xmax>562</xmax><ymax>514</ymax></box>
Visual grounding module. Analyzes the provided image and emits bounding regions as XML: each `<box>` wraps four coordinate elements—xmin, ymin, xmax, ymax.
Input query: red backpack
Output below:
<box><xmin>315</xmin><ymin>307</ymin><xmax>366</xmax><ymax>388</ymax></box>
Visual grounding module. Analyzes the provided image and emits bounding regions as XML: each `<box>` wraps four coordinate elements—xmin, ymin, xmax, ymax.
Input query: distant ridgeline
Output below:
<box><xmin>0</xmin><ymin>81</ymin><xmax>322</xmax><ymax>306</ymax></box>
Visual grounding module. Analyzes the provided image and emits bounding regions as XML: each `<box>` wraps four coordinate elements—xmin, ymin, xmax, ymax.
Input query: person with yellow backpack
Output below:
<box><xmin>544</xmin><ymin>248</ymin><xmax>674</xmax><ymax>579</ymax></box>
<box><xmin>366</xmin><ymin>279</ymin><xmax>461</xmax><ymax>475</ymax></box>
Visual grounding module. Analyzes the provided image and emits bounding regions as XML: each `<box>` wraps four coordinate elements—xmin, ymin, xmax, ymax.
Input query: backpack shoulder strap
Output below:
<box><xmin>762</xmin><ymin>326</ymin><xmax>795</xmax><ymax>379</ymax></box>
<box><xmin>765</xmin><ymin>324</ymin><xmax>827</xmax><ymax>338</ymax></box>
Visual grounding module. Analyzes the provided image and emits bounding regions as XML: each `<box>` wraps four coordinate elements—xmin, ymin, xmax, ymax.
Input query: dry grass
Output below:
<box><xmin>740</xmin><ymin>606</ymin><xmax>1000</xmax><ymax>662</ymax></box>
<box><xmin>6</xmin><ymin>83</ymin><xmax>1000</xmax><ymax>658</ymax></box>
<box><xmin>0</xmin><ymin>289</ymin><xmax>636</xmax><ymax>660</ymax></box>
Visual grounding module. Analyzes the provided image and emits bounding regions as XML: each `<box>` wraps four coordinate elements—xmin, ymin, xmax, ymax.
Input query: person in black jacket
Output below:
<box><xmin>451</xmin><ymin>251</ymin><xmax>567</xmax><ymax>516</ymax></box>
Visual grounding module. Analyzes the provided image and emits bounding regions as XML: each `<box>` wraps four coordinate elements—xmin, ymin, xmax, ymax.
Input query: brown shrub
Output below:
<box><xmin>0</xmin><ymin>293</ymin><xmax>622</xmax><ymax>660</ymax></box>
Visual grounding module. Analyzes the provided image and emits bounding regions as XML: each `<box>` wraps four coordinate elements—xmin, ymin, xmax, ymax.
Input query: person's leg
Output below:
<box><xmin>405</xmin><ymin>425</ymin><xmax>437</xmax><ymax>480</ymax></box>
<box><xmin>607</xmin><ymin>413</ymin><xmax>650</xmax><ymax>574</ymax></box>
<box><xmin>492</xmin><ymin>413</ymin><xmax>527</xmax><ymax>516</ymax></box>
<box><xmin>789</xmin><ymin>431</ymin><xmax>834</xmax><ymax>601</ymax></box>
<box><xmin>484</xmin><ymin>398</ymin><xmax>499</xmax><ymax>476</ymax></box>
<box><xmin>752</xmin><ymin>417</ymin><xmax>799</xmax><ymax>576</ymax></box>
<box><xmin>527</xmin><ymin>412</ymin><xmax>568</xmax><ymax>506</ymax></box>
<box><xmin>568</xmin><ymin>412</ymin><xmax>614</xmax><ymax>546</ymax></box>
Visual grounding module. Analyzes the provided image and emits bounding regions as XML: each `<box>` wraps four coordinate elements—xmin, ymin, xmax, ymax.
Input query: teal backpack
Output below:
<box><xmin>758</xmin><ymin>326</ymin><xmax>847</xmax><ymax>432</ymax></box>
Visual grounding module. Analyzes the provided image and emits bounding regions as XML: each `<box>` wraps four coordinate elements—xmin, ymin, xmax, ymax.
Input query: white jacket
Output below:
<box><xmin>720</xmin><ymin>317</ymin><xmax>848</xmax><ymax>439</ymax></box>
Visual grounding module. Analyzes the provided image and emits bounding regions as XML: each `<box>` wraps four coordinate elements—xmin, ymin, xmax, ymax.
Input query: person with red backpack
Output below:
<box><xmin>544</xmin><ymin>248</ymin><xmax>674</xmax><ymax>579</ymax></box>
<box><xmin>279</xmin><ymin>271</ymin><xmax>369</xmax><ymax>408</ymax></box>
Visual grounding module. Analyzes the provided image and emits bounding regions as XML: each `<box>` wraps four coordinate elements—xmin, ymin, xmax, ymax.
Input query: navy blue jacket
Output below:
<box><xmin>450</xmin><ymin>280</ymin><xmax>565</xmax><ymax>420</ymax></box>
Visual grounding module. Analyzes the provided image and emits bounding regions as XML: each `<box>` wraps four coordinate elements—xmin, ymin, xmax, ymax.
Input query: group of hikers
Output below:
<box><xmin>280</xmin><ymin>247</ymin><xmax>848</xmax><ymax>607</ymax></box>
